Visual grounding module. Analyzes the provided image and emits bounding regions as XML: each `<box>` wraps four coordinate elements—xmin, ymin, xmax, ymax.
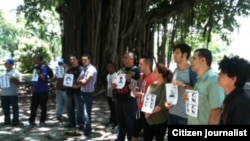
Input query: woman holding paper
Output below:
<box><xmin>143</xmin><ymin>63</ymin><xmax>173</xmax><ymax>141</ymax></box>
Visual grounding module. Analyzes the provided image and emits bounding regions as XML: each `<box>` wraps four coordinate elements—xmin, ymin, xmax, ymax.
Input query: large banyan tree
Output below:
<box><xmin>17</xmin><ymin>0</ymin><xmax>250</xmax><ymax>89</ymax></box>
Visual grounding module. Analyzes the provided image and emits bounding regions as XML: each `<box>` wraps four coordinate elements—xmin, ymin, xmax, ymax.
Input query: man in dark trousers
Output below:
<box><xmin>29</xmin><ymin>54</ymin><xmax>49</xmax><ymax>127</ymax></box>
<box><xmin>113</xmin><ymin>52</ymin><xmax>141</xmax><ymax>141</ymax></box>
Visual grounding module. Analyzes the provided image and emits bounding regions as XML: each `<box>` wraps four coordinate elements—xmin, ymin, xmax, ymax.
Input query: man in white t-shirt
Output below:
<box><xmin>1</xmin><ymin>58</ymin><xmax>21</xmax><ymax>126</ymax></box>
<box><xmin>105</xmin><ymin>61</ymin><xmax>117</xmax><ymax>127</ymax></box>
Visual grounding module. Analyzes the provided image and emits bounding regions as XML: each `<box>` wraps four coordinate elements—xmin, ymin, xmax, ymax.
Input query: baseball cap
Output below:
<box><xmin>58</xmin><ymin>58</ymin><xmax>65</xmax><ymax>64</ymax></box>
<box><xmin>4</xmin><ymin>58</ymin><xmax>15</xmax><ymax>65</ymax></box>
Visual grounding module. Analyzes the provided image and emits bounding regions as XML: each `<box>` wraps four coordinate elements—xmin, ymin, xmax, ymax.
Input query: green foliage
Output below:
<box><xmin>16</xmin><ymin>0</ymin><xmax>62</xmax><ymax>59</ymax></box>
<box><xmin>14</xmin><ymin>36</ymin><xmax>53</xmax><ymax>73</ymax></box>
<box><xmin>0</xmin><ymin>10</ymin><xmax>20</xmax><ymax>58</ymax></box>
<box><xmin>17</xmin><ymin>0</ymin><xmax>64</xmax><ymax>25</ymax></box>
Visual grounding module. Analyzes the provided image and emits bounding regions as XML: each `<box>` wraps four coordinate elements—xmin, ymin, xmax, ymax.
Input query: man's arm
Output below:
<box><xmin>209</xmin><ymin>108</ymin><xmax>221</xmax><ymax>125</ymax></box>
<box><xmin>10</xmin><ymin>77</ymin><xmax>21</xmax><ymax>87</ymax></box>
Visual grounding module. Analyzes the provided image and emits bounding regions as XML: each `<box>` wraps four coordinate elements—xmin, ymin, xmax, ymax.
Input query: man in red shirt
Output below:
<box><xmin>132</xmin><ymin>56</ymin><xmax>155</xmax><ymax>141</ymax></box>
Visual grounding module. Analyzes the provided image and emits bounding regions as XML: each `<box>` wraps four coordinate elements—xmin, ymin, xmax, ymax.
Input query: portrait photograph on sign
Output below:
<box><xmin>165</xmin><ymin>83</ymin><xmax>178</xmax><ymax>105</ymax></box>
<box><xmin>55</xmin><ymin>66</ymin><xmax>65</xmax><ymax>78</ymax></box>
<box><xmin>31</xmin><ymin>69</ymin><xmax>39</xmax><ymax>82</ymax></box>
<box><xmin>130</xmin><ymin>78</ymin><xmax>137</xmax><ymax>97</ymax></box>
<box><xmin>0</xmin><ymin>75</ymin><xmax>10</xmax><ymax>88</ymax></box>
<box><xmin>63</xmin><ymin>73</ymin><xmax>74</xmax><ymax>87</ymax></box>
<box><xmin>141</xmin><ymin>93</ymin><xmax>157</xmax><ymax>114</ymax></box>
<box><xmin>185</xmin><ymin>89</ymin><xmax>199</xmax><ymax>117</ymax></box>
<box><xmin>116</xmin><ymin>73</ymin><xmax>126</xmax><ymax>89</ymax></box>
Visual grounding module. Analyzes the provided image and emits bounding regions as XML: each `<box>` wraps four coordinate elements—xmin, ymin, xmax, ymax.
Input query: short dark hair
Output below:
<box><xmin>219</xmin><ymin>55</ymin><xmax>250</xmax><ymax>88</ymax></box>
<box><xmin>107</xmin><ymin>61</ymin><xmax>117</xmax><ymax>70</ymax></box>
<box><xmin>194</xmin><ymin>48</ymin><xmax>212</xmax><ymax>67</ymax></box>
<box><xmin>34</xmin><ymin>54</ymin><xmax>43</xmax><ymax>61</ymax></box>
<box><xmin>69</xmin><ymin>53</ymin><xmax>79</xmax><ymax>59</ymax></box>
<box><xmin>141</xmin><ymin>55</ymin><xmax>154</xmax><ymax>72</ymax></box>
<box><xmin>82</xmin><ymin>53</ymin><xmax>91</xmax><ymax>60</ymax></box>
<box><xmin>173</xmin><ymin>43</ymin><xmax>192</xmax><ymax>59</ymax></box>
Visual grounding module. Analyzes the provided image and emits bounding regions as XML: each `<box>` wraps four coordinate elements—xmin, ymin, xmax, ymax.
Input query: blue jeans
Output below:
<box><xmin>1</xmin><ymin>96</ymin><xmax>19</xmax><ymax>125</ymax></box>
<box><xmin>66</xmin><ymin>89</ymin><xmax>84</xmax><ymax>127</ymax></box>
<box><xmin>81</xmin><ymin>92</ymin><xmax>94</xmax><ymax>136</ymax></box>
<box><xmin>168</xmin><ymin>113</ymin><xmax>187</xmax><ymax>125</ymax></box>
<box><xmin>56</xmin><ymin>89</ymin><xmax>67</xmax><ymax>119</ymax></box>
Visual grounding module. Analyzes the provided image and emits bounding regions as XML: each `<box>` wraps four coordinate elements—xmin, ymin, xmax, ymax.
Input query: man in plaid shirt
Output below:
<box><xmin>77</xmin><ymin>53</ymin><xmax>97</xmax><ymax>140</ymax></box>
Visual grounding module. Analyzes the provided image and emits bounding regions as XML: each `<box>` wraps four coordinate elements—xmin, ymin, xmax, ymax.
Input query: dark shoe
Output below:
<box><xmin>64</xmin><ymin>131</ymin><xmax>82</xmax><ymax>136</ymax></box>
<box><xmin>3</xmin><ymin>122</ymin><xmax>11</xmax><ymax>126</ymax></box>
<box><xmin>28</xmin><ymin>121</ymin><xmax>37</xmax><ymax>126</ymax></box>
<box><xmin>65</xmin><ymin>123</ymin><xmax>76</xmax><ymax>128</ymax></box>
<box><xmin>39</xmin><ymin>122</ymin><xmax>46</xmax><ymax>127</ymax></box>
<box><xmin>11</xmin><ymin>123</ymin><xmax>19</xmax><ymax>127</ymax></box>
<box><xmin>105</xmin><ymin>121</ymin><xmax>113</xmax><ymax>126</ymax></box>
<box><xmin>57</xmin><ymin>117</ymin><xmax>63</xmax><ymax>122</ymax></box>
<box><xmin>79</xmin><ymin>125</ymin><xmax>84</xmax><ymax>130</ymax></box>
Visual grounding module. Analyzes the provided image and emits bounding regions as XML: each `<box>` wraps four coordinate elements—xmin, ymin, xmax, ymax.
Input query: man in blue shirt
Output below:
<box><xmin>28</xmin><ymin>54</ymin><xmax>49</xmax><ymax>127</ymax></box>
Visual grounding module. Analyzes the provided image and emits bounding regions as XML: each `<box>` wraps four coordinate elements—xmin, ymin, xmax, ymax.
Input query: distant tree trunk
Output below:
<box><xmin>60</xmin><ymin>0</ymin><xmax>198</xmax><ymax>90</ymax></box>
<box><xmin>99</xmin><ymin>0</ymin><xmax>122</xmax><ymax>87</ymax></box>
<box><xmin>61</xmin><ymin>0</ymin><xmax>157</xmax><ymax>90</ymax></box>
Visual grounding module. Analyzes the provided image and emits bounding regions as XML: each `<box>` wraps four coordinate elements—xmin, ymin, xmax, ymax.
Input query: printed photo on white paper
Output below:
<box><xmin>186</xmin><ymin>103</ymin><xmax>198</xmax><ymax>117</ymax></box>
<box><xmin>165</xmin><ymin>83</ymin><xmax>178</xmax><ymax>105</ymax></box>
<box><xmin>141</xmin><ymin>93</ymin><xmax>156</xmax><ymax>114</ymax></box>
<box><xmin>130</xmin><ymin>79</ymin><xmax>137</xmax><ymax>98</ymax></box>
<box><xmin>185</xmin><ymin>89</ymin><xmax>199</xmax><ymax>117</ymax></box>
<box><xmin>185</xmin><ymin>89</ymin><xmax>199</xmax><ymax>105</ymax></box>
<box><xmin>55</xmin><ymin>66</ymin><xmax>64</xmax><ymax>78</ymax></box>
<box><xmin>31</xmin><ymin>69</ymin><xmax>39</xmax><ymax>82</ymax></box>
<box><xmin>116</xmin><ymin>74</ymin><xmax>126</xmax><ymax>89</ymax></box>
<box><xmin>0</xmin><ymin>75</ymin><xmax>10</xmax><ymax>88</ymax></box>
<box><xmin>63</xmin><ymin>73</ymin><xmax>74</xmax><ymax>87</ymax></box>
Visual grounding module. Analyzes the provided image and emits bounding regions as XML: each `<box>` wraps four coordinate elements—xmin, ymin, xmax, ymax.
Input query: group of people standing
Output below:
<box><xmin>106</xmin><ymin>52</ymin><xmax>172</xmax><ymax>141</ymax></box>
<box><xmin>0</xmin><ymin>53</ymin><xmax>97</xmax><ymax>140</ymax></box>
<box><xmin>1</xmin><ymin>43</ymin><xmax>250</xmax><ymax>141</ymax></box>
<box><xmin>105</xmin><ymin>43</ymin><xmax>250</xmax><ymax>141</ymax></box>
<box><xmin>53</xmin><ymin>53</ymin><xmax>97</xmax><ymax>140</ymax></box>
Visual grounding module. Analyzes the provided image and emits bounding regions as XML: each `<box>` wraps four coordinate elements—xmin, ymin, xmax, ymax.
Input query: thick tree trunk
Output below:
<box><xmin>60</xmin><ymin>0</ymin><xmax>199</xmax><ymax>90</ymax></box>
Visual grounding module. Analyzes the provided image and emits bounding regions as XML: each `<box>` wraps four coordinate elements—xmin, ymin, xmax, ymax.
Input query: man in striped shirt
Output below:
<box><xmin>78</xmin><ymin>54</ymin><xmax>97</xmax><ymax>140</ymax></box>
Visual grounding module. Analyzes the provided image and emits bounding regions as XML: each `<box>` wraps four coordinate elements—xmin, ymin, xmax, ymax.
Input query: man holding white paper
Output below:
<box><xmin>112</xmin><ymin>52</ymin><xmax>140</xmax><ymax>141</ymax></box>
<box><xmin>165</xmin><ymin>43</ymin><xmax>197</xmax><ymax>125</ymax></box>
<box><xmin>1</xmin><ymin>58</ymin><xmax>21</xmax><ymax>126</ymax></box>
<box><xmin>131</xmin><ymin>56</ymin><xmax>155</xmax><ymax>141</ymax></box>
<box><xmin>183</xmin><ymin>48</ymin><xmax>225</xmax><ymax>125</ymax></box>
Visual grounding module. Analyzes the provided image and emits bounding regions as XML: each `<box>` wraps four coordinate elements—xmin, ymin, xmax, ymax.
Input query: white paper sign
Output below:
<box><xmin>31</xmin><ymin>69</ymin><xmax>39</xmax><ymax>82</ymax></box>
<box><xmin>130</xmin><ymin>79</ymin><xmax>137</xmax><ymax>97</ymax></box>
<box><xmin>141</xmin><ymin>93</ymin><xmax>157</xmax><ymax>114</ymax></box>
<box><xmin>116</xmin><ymin>74</ymin><xmax>126</xmax><ymax>89</ymax></box>
<box><xmin>244</xmin><ymin>82</ymin><xmax>250</xmax><ymax>90</ymax></box>
<box><xmin>165</xmin><ymin>83</ymin><xmax>178</xmax><ymax>105</ymax></box>
<box><xmin>185</xmin><ymin>89</ymin><xmax>199</xmax><ymax>117</ymax></box>
<box><xmin>63</xmin><ymin>73</ymin><xmax>74</xmax><ymax>87</ymax></box>
<box><xmin>0</xmin><ymin>75</ymin><xmax>10</xmax><ymax>88</ymax></box>
<box><xmin>55</xmin><ymin>66</ymin><xmax>65</xmax><ymax>78</ymax></box>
